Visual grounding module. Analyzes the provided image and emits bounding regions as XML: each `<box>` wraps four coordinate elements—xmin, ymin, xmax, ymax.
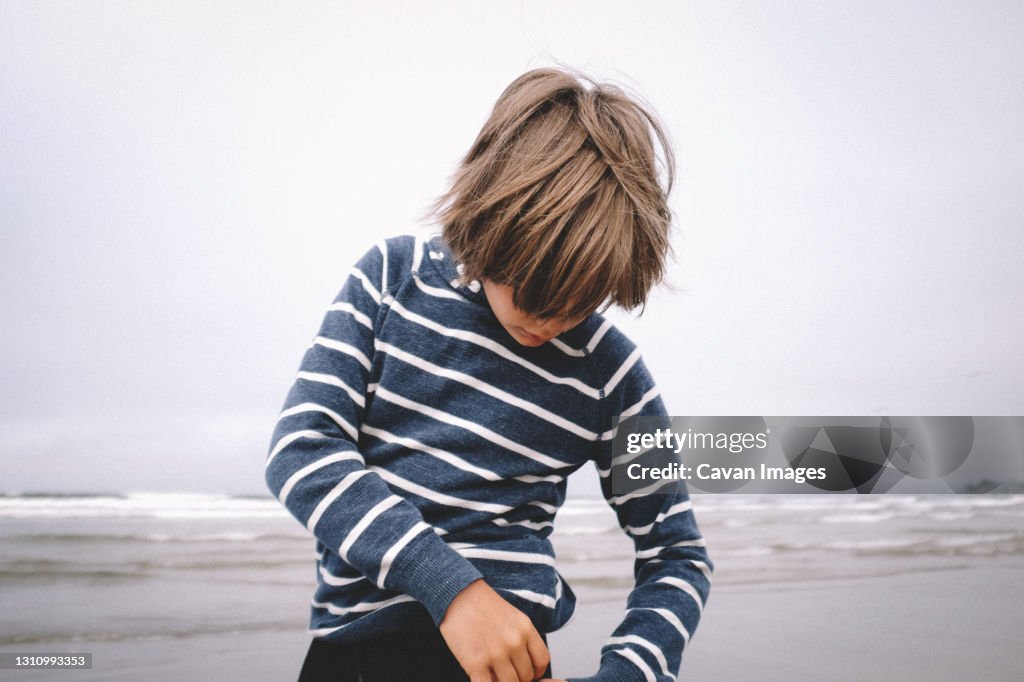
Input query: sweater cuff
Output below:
<box><xmin>567</xmin><ymin>652</ymin><xmax>650</xmax><ymax>682</ymax></box>
<box><xmin>387</xmin><ymin>530</ymin><xmax>483</xmax><ymax>626</ymax></box>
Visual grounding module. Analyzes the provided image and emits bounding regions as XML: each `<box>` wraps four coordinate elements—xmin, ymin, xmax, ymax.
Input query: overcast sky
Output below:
<box><xmin>2</xmin><ymin>1</ymin><xmax>1022</xmax><ymax>495</ymax></box>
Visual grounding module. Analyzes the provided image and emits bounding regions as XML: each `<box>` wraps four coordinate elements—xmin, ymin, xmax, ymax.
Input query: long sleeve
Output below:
<box><xmin>569</xmin><ymin>355</ymin><xmax>712</xmax><ymax>682</ymax></box>
<box><xmin>264</xmin><ymin>241</ymin><xmax>483</xmax><ymax>627</ymax></box>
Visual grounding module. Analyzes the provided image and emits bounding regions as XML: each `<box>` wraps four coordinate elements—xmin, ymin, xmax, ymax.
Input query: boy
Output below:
<box><xmin>266</xmin><ymin>68</ymin><xmax>712</xmax><ymax>682</ymax></box>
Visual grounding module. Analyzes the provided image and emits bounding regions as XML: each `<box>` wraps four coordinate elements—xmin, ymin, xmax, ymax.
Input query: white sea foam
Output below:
<box><xmin>928</xmin><ymin>512</ymin><xmax>975</xmax><ymax>521</ymax></box>
<box><xmin>555</xmin><ymin>525</ymin><xmax>618</xmax><ymax>536</ymax></box>
<box><xmin>0</xmin><ymin>493</ymin><xmax>285</xmax><ymax>519</ymax></box>
<box><xmin>936</xmin><ymin>533</ymin><xmax>1018</xmax><ymax>548</ymax></box>
<box><xmin>724</xmin><ymin>545</ymin><xmax>774</xmax><ymax>557</ymax></box>
<box><xmin>820</xmin><ymin>513</ymin><xmax>896</xmax><ymax>524</ymax></box>
<box><xmin>2</xmin><ymin>492</ymin><xmax>1021</xmax><ymax>522</ymax></box>
<box><xmin>554</xmin><ymin>499</ymin><xmax>611</xmax><ymax>516</ymax></box>
<box><xmin>823</xmin><ymin>538</ymin><xmax>919</xmax><ymax>551</ymax></box>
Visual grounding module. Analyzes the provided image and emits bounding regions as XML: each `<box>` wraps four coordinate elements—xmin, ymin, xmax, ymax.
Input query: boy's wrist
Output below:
<box><xmin>387</xmin><ymin>529</ymin><xmax>483</xmax><ymax>625</ymax></box>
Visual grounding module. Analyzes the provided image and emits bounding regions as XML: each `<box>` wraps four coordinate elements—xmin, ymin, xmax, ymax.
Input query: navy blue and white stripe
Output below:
<box><xmin>266</xmin><ymin>234</ymin><xmax>712</xmax><ymax>681</ymax></box>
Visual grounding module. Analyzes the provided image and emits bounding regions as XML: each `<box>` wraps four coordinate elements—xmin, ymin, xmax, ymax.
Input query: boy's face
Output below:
<box><xmin>481</xmin><ymin>279</ymin><xmax>585</xmax><ymax>347</ymax></box>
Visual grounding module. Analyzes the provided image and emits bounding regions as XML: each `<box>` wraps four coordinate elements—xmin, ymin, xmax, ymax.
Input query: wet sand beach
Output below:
<box><xmin>1</xmin><ymin>493</ymin><xmax>1021</xmax><ymax>680</ymax></box>
<box><xmin>550</xmin><ymin>561</ymin><xmax>1023</xmax><ymax>681</ymax></box>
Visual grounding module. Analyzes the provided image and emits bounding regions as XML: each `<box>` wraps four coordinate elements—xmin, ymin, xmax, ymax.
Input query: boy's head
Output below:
<box><xmin>433</xmin><ymin>67</ymin><xmax>675</xmax><ymax>336</ymax></box>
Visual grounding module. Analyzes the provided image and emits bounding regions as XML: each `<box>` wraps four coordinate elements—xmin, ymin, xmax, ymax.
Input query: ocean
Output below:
<box><xmin>1</xmin><ymin>493</ymin><xmax>1022</xmax><ymax>680</ymax></box>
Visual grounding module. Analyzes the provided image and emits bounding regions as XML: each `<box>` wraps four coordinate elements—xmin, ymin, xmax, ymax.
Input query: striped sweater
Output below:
<box><xmin>265</xmin><ymin>234</ymin><xmax>712</xmax><ymax>682</ymax></box>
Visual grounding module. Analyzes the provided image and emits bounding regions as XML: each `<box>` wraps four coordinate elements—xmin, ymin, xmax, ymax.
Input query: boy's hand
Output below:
<box><xmin>439</xmin><ymin>578</ymin><xmax>551</xmax><ymax>682</ymax></box>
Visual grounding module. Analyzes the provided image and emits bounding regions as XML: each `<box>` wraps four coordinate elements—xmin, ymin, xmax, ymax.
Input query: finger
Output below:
<box><xmin>525</xmin><ymin>629</ymin><xmax>551</xmax><ymax>680</ymax></box>
<box><xmin>492</xmin><ymin>659</ymin><xmax>519</xmax><ymax>682</ymax></box>
<box><xmin>509</xmin><ymin>643</ymin><xmax>535</xmax><ymax>682</ymax></box>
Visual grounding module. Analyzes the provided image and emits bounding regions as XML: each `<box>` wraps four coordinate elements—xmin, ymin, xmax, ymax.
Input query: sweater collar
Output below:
<box><xmin>424</xmin><ymin>234</ymin><xmax>601</xmax><ymax>354</ymax></box>
<box><xmin>425</xmin><ymin>234</ymin><xmax>489</xmax><ymax>306</ymax></box>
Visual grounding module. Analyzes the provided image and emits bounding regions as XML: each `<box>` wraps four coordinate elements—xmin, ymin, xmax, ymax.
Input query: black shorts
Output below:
<box><xmin>297</xmin><ymin>626</ymin><xmax>552</xmax><ymax>681</ymax></box>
